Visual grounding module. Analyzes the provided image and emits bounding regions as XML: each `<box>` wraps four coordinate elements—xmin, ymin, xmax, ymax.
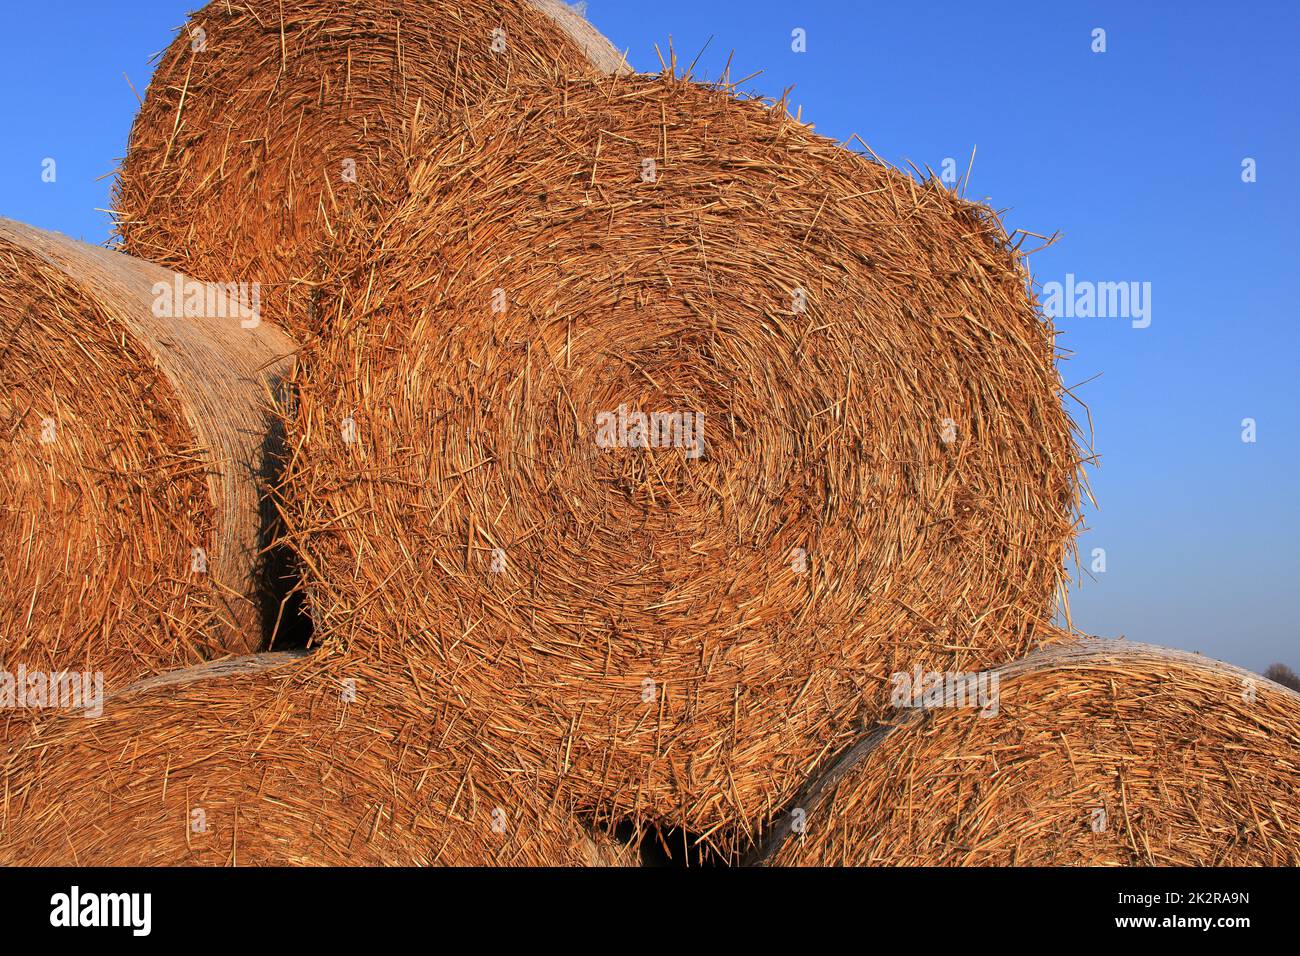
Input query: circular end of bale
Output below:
<box><xmin>0</xmin><ymin>218</ymin><xmax>293</xmax><ymax>694</ymax></box>
<box><xmin>284</xmin><ymin>74</ymin><xmax>1081</xmax><ymax>855</ymax></box>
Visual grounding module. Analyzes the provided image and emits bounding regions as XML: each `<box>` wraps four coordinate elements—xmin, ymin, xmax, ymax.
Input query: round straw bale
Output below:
<box><xmin>0</xmin><ymin>217</ymin><xmax>295</xmax><ymax>698</ymax></box>
<box><xmin>112</xmin><ymin>0</ymin><xmax>627</xmax><ymax>335</ymax></box>
<box><xmin>757</xmin><ymin>639</ymin><xmax>1300</xmax><ymax>866</ymax></box>
<box><xmin>0</xmin><ymin>651</ymin><xmax>620</xmax><ymax>866</ymax></box>
<box><xmin>281</xmin><ymin>75</ymin><xmax>1082</xmax><ymax>855</ymax></box>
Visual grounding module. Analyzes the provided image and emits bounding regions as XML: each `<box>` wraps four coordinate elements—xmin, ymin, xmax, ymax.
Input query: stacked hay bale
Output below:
<box><xmin>18</xmin><ymin>0</ymin><xmax>1287</xmax><ymax>874</ymax></box>
<box><xmin>112</xmin><ymin>0</ymin><xmax>627</xmax><ymax>335</ymax></box>
<box><xmin>278</xmin><ymin>74</ymin><xmax>1083</xmax><ymax>858</ymax></box>
<box><xmin>756</xmin><ymin>639</ymin><xmax>1300</xmax><ymax>866</ymax></box>
<box><xmin>0</xmin><ymin>218</ymin><xmax>295</xmax><ymax>712</ymax></box>
<box><xmin>0</xmin><ymin>651</ymin><xmax>624</xmax><ymax>866</ymax></box>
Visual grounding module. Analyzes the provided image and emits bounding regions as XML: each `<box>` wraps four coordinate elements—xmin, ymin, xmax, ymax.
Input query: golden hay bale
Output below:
<box><xmin>0</xmin><ymin>217</ymin><xmax>295</xmax><ymax>699</ymax></box>
<box><xmin>280</xmin><ymin>74</ymin><xmax>1082</xmax><ymax>856</ymax></box>
<box><xmin>0</xmin><ymin>651</ymin><xmax>623</xmax><ymax>866</ymax></box>
<box><xmin>757</xmin><ymin>639</ymin><xmax>1300</xmax><ymax>866</ymax></box>
<box><xmin>112</xmin><ymin>0</ymin><xmax>627</xmax><ymax>335</ymax></box>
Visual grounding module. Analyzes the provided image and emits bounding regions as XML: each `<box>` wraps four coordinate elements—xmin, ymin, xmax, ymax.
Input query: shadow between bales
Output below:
<box><xmin>254</xmin><ymin>396</ymin><xmax>313</xmax><ymax>651</ymax></box>
<box><xmin>612</xmin><ymin>821</ymin><xmax>730</xmax><ymax>867</ymax></box>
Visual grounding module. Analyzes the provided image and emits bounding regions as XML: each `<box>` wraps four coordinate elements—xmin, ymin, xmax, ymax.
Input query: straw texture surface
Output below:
<box><xmin>0</xmin><ymin>218</ymin><xmax>295</xmax><ymax>702</ymax></box>
<box><xmin>113</xmin><ymin>0</ymin><xmax>627</xmax><ymax>336</ymax></box>
<box><xmin>280</xmin><ymin>74</ymin><xmax>1083</xmax><ymax>857</ymax></box>
<box><xmin>0</xmin><ymin>650</ymin><xmax>621</xmax><ymax>866</ymax></box>
<box><xmin>760</xmin><ymin>639</ymin><xmax>1300</xmax><ymax>866</ymax></box>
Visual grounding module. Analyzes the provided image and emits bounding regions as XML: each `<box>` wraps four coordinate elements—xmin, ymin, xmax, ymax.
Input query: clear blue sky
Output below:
<box><xmin>1</xmin><ymin>1</ymin><xmax>1295</xmax><ymax>671</ymax></box>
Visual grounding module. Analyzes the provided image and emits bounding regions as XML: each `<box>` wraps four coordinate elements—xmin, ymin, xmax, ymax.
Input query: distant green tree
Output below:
<box><xmin>1263</xmin><ymin>663</ymin><xmax>1300</xmax><ymax>692</ymax></box>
